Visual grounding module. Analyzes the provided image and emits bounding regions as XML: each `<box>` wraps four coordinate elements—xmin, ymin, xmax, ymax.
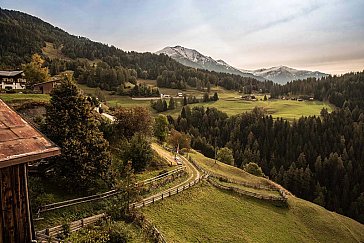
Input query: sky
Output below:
<box><xmin>1</xmin><ymin>0</ymin><xmax>364</xmax><ymax>74</ymax></box>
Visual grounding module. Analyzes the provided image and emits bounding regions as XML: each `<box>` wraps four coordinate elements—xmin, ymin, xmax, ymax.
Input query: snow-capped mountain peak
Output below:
<box><xmin>242</xmin><ymin>66</ymin><xmax>328</xmax><ymax>84</ymax></box>
<box><xmin>156</xmin><ymin>46</ymin><xmax>264</xmax><ymax>80</ymax></box>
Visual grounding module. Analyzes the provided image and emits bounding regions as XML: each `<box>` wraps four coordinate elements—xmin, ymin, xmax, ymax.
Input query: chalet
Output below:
<box><xmin>0</xmin><ymin>71</ymin><xmax>27</xmax><ymax>90</ymax></box>
<box><xmin>33</xmin><ymin>79</ymin><xmax>62</xmax><ymax>94</ymax></box>
<box><xmin>0</xmin><ymin>99</ymin><xmax>60</xmax><ymax>242</ymax></box>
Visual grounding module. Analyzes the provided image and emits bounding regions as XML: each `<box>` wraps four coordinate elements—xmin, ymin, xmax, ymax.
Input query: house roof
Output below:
<box><xmin>0</xmin><ymin>99</ymin><xmax>60</xmax><ymax>168</ymax></box>
<box><xmin>33</xmin><ymin>78</ymin><xmax>62</xmax><ymax>86</ymax></box>
<box><xmin>0</xmin><ymin>71</ymin><xmax>24</xmax><ymax>77</ymax></box>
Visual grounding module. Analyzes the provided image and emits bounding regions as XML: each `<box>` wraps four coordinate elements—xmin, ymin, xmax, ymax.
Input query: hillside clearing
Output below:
<box><xmin>143</xmin><ymin>183</ymin><xmax>364</xmax><ymax>243</ymax></box>
<box><xmin>188</xmin><ymin>150</ymin><xmax>271</xmax><ymax>187</ymax></box>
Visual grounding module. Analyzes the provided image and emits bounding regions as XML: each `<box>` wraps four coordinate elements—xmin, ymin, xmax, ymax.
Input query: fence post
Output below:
<box><xmin>177</xmin><ymin>188</ymin><xmax>179</xmax><ymax>194</ymax></box>
<box><xmin>45</xmin><ymin>228</ymin><xmax>49</xmax><ymax>236</ymax></box>
<box><xmin>152</xmin><ymin>197</ymin><xmax>154</xmax><ymax>203</ymax></box>
<box><xmin>169</xmin><ymin>191</ymin><xmax>171</xmax><ymax>197</ymax></box>
<box><xmin>81</xmin><ymin>219</ymin><xmax>84</xmax><ymax>227</ymax></box>
<box><xmin>143</xmin><ymin>201</ymin><xmax>145</xmax><ymax>207</ymax></box>
<box><xmin>162</xmin><ymin>193</ymin><xmax>164</xmax><ymax>200</ymax></box>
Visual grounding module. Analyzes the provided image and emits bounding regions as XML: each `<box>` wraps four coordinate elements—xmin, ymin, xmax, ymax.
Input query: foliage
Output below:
<box><xmin>44</xmin><ymin>78</ymin><xmax>111</xmax><ymax>192</ymax></box>
<box><xmin>171</xmin><ymin>103</ymin><xmax>364</xmax><ymax>223</ymax></box>
<box><xmin>167</xmin><ymin>129</ymin><xmax>191</xmax><ymax>151</ymax></box>
<box><xmin>113</xmin><ymin>106</ymin><xmax>153</xmax><ymax>139</ymax></box>
<box><xmin>22</xmin><ymin>53</ymin><xmax>50</xmax><ymax>85</ymax></box>
<box><xmin>154</xmin><ymin>114</ymin><xmax>169</xmax><ymax>141</ymax></box>
<box><xmin>243</xmin><ymin>162</ymin><xmax>264</xmax><ymax>177</ymax></box>
<box><xmin>65</xmin><ymin>221</ymin><xmax>145</xmax><ymax>243</ymax></box>
<box><xmin>216</xmin><ymin>147</ymin><xmax>234</xmax><ymax>165</ymax></box>
<box><xmin>106</xmin><ymin>160</ymin><xmax>140</xmax><ymax>219</ymax></box>
<box><xmin>0</xmin><ymin>8</ymin><xmax>274</xmax><ymax>93</ymax></box>
<box><xmin>271</xmin><ymin>71</ymin><xmax>364</xmax><ymax>110</ymax></box>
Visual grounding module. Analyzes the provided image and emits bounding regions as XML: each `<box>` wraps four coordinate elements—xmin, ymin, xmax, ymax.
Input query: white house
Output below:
<box><xmin>0</xmin><ymin>71</ymin><xmax>27</xmax><ymax>90</ymax></box>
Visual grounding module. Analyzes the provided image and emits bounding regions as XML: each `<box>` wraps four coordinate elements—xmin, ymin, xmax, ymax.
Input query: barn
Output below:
<box><xmin>0</xmin><ymin>99</ymin><xmax>60</xmax><ymax>242</ymax></box>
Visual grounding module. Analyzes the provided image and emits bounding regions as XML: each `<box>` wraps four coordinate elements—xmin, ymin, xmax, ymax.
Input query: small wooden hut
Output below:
<box><xmin>0</xmin><ymin>99</ymin><xmax>60</xmax><ymax>242</ymax></box>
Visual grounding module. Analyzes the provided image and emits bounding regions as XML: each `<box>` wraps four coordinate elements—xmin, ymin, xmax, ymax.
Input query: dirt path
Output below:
<box><xmin>151</xmin><ymin>143</ymin><xmax>177</xmax><ymax>166</ymax></box>
<box><xmin>139</xmin><ymin>145</ymin><xmax>201</xmax><ymax>204</ymax></box>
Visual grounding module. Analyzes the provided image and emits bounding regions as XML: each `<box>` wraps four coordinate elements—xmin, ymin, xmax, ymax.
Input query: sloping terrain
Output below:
<box><xmin>143</xmin><ymin>184</ymin><xmax>364</xmax><ymax>242</ymax></box>
<box><xmin>142</xmin><ymin>152</ymin><xmax>364</xmax><ymax>242</ymax></box>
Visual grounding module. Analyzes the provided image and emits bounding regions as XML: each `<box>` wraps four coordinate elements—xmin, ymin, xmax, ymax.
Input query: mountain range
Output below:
<box><xmin>157</xmin><ymin>46</ymin><xmax>328</xmax><ymax>84</ymax></box>
<box><xmin>156</xmin><ymin>46</ymin><xmax>264</xmax><ymax>81</ymax></box>
<box><xmin>242</xmin><ymin>66</ymin><xmax>328</xmax><ymax>84</ymax></box>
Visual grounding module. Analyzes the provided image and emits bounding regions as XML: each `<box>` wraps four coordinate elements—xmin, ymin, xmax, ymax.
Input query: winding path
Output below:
<box><xmin>131</xmin><ymin>144</ymin><xmax>202</xmax><ymax>208</ymax></box>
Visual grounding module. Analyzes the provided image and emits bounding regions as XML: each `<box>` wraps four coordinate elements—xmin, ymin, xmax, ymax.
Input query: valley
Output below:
<box><xmin>0</xmin><ymin>6</ymin><xmax>363</xmax><ymax>243</ymax></box>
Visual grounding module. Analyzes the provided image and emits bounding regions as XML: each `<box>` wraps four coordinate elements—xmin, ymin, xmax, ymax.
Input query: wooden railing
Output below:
<box><xmin>130</xmin><ymin>177</ymin><xmax>203</xmax><ymax>209</ymax></box>
<box><xmin>37</xmin><ymin>166</ymin><xmax>186</xmax><ymax>214</ymax></box>
<box><xmin>187</xmin><ymin>155</ymin><xmax>288</xmax><ymax>204</ymax></box>
<box><xmin>36</xmin><ymin>213</ymin><xmax>106</xmax><ymax>242</ymax></box>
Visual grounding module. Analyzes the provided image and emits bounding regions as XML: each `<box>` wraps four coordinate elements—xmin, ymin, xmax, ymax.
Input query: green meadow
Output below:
<box><xmin>143</xmin><ymin>183</ymin><xmax>364</xmax><ymax>243</ymax></box>
<box><xmin>78</xmin><ymin>81</ymin><xmax>333</xmax><ymax>121</ymax></box>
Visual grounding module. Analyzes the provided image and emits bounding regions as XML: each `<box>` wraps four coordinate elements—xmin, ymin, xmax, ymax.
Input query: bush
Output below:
<box><xmin>243</xmin><ymin>162</ymin><xmax>265</xmax><ymax>177</ymax></box>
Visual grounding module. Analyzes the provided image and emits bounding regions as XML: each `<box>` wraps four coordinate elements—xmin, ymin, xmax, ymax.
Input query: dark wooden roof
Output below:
<box><xmin>0</xmin><ymin>99</ymin><xmax>60</xmax><ymax>168</ymax></box>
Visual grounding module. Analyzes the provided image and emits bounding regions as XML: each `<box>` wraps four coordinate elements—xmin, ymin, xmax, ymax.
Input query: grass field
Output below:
<box><xmin>189</xmin><ymin>150</ymin><xmax>272</xmax><ymax>187</ymax></box>
<box><xmin>77</xmin><ymin>82</ymin><xmax>333</xmax><ymax>121</ymax></box>
<box><xmin>0</xmin><ymin>93</ymin><xmax>50</xmax><ymax>103</ymax></box>
<box><xmin>143</xmin><ymin>183</ymin><xmax>364</xmax><ymax>243</ymax></box>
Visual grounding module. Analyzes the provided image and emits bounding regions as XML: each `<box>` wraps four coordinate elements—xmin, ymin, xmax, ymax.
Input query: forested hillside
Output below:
<box><xmin>170</xmin><ymin>77</ymin><xmax>364</xmax><ymax>223</ymax></box>
<box><xmin>0</xmin><ymin>8</ymin><xmax>273</xmax><ymax>92</ymax></box>
<box><xmin>271</xmin><ymin>71</ymin><xmax>364</xmax><ymax>109</ymax></box>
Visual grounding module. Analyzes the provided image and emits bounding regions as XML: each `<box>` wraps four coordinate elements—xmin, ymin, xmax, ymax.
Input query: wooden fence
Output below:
<box><xmin>37</xmin><ymin>166</ymin><xmax>186</xmax><ymax>215</ymax></box>
<box><xmin>132</xmin><ymin>212</ymin><xmax>167</xmax><ymax>243</ymax></box>
<box><xmin>36</xmin><ymin>213</ymin><xmax>106</xmax><ymax>242</ymax></box>
<box><xmin>36</xmin><ymin>173</ymin><xmax>204</xmax><ymax>242</ymax></box>
<box><xmin>208</xmin><ymin>178</ymin><xmax>287</xmax><ymax>206</ymax></box>
<box><xmin>130</xmin><ymin>177</ymin><xmax>203</xmax><ymax>209</ymax></box>
<box><xmin>186</xmin><ymin>155</ymin><xmax>288</xmax><ymax>203</ymax></box>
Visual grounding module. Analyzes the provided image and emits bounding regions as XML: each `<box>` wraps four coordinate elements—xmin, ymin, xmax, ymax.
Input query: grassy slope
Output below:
<box><xmin>143</xmin><ymin>151</ymin><xmax>364</xmax><ymax>242</ymax></box>
<box><xmin>189</xmin><ymin>150</ymin><xmax>271</xmax><ymax>187</ymax></box>
<box><xmin>143</xmin><ymin>183</ymin><xmax>364</xmax><ymax>243</ymax></box>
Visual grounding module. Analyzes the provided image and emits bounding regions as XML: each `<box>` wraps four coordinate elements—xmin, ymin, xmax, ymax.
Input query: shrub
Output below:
<box><xmin>243</xmin><ymin>162</ymin><xmax>265</xmax><ymax>177</ymax></box>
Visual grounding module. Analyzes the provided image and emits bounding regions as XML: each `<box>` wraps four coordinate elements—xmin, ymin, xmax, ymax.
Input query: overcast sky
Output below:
<box><xmin>2</xmin><ymin>0</ymin><xmax>364</xmax><ymax>74</ymax></box>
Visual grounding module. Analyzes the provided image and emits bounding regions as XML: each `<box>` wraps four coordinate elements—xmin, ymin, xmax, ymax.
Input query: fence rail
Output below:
<box><xmin>37</xmin><ymin>166</ymin><xmax>186</xmax><ymax>214</ymax></box>
<box><xmin>130</xmin><ymin>176</ymin><xmax>203</xmax><ymax>209</ymax></box>
<box><xmin>208</xmin><ymin>177</ymin><xmax>287</xmax><ymax>206</ymax></box>
<box><xmin>36</xmin><ymin>213</ymin><xmax>106</xmax><ymax>242</ymax></box>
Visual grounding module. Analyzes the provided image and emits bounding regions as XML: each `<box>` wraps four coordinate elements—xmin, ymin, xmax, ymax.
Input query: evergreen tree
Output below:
<box><xmin>183</xmin><ymin>96</ymin><xmax>188</xmax><ymax>106</ymax></box>
<box><xmin>154</xmin><ymin>114</ymin><xmax>169</xmax><ymax>141</ymax></box>
<box><xmin>203</xmin><ymin>92</ymin><xmax>209</xmax><ymax>102</ymax></box>
<box><xmin>168</xmin><ymin>97</ymin><xmax>175</xmax><ymax>110</ymax></box>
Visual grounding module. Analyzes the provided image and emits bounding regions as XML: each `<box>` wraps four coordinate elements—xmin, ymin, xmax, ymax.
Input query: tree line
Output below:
<box><xmin>168</xmin><ymin>104</ymin><xmax>364</xmax><ymax>223</ymax></box>
<box><xmin>0</xmin><ymin>8</ymin><xmax>274</xmax><ymax>94</ymax></box>
<box><xmin>271</xmin><ymin>71</ymin><xmax>364</xmax><ymax>110</ymax></box>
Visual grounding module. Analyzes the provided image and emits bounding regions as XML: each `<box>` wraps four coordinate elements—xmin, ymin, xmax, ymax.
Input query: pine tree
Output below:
<box><xmin>183</xmin><ymin>96</ymin><xmax>188</xmax><ymax>106</ymax></box>
<box><xmin>168</xmin><ymin>97</ymin><xmax>175</xmax><ymax>110</ymax></box>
